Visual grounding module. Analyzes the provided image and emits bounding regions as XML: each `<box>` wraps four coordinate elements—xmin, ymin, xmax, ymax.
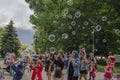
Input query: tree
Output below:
<box><xmin>1</xmin><ymin>20</ymin><xmax>21</xmax><ymax>57</ymax></box>
<box><xmin>25</xmin><ymin>0</ymin><xmax>120</xmax><ymax>55</ymax></box>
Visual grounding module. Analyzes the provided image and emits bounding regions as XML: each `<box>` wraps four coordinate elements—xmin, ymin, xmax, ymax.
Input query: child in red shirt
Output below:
<box><xmin>30</xmin><ymin>60</ymin><xmax>43</xmax><ymax>80</ymax></box>
<box><xmin>104</xmin><ymin>59</ymin><xmax>113</xmax><ymax>80</ymax></box>
<box><xmin>89</xmin><ymin>61</ymin><xmax>96</xmax><ymax>80</ymax></box>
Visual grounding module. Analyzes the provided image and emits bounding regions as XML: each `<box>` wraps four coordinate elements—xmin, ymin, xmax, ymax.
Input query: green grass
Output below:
<box><xmin>98</xmin><ymin>63</ymin><xmax>120</xmax><ymax>72</ymax></box>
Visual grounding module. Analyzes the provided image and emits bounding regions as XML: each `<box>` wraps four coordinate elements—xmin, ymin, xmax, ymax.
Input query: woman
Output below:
<box><xmin>45</xmin><ymin>53</ymin><xmax>54</xmax><ymax>80</ymax></box>
<box><xmin>55</xmin><ymin>50</ymin><xmax>65</xmax><ymax>71</ymax></box>
<box><xmin>66</xmin><ymin>50</ymin><xmax>80</xmax><ymax>80</ymax></box>
<box><xmin>79</xmin><ymin>57</ymin><xmax>89</xmax><ymax>80</ymax></box>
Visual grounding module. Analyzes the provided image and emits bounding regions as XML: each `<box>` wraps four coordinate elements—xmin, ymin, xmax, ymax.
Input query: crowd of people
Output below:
<box><xmin>0</xmin><ymin>48</ymin><xmax>119</xmax><ymax>80</ymax></box>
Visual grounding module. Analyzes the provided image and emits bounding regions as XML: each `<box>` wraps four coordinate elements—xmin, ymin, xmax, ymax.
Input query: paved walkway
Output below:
<box><xmin>1</xmin><ymin>62</ymin><xmax>104</xmax><ymax>80</ymax></box>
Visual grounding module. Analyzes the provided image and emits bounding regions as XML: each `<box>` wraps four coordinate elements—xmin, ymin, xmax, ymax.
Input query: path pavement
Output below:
<box><xmin>0</xmin><ymin>61</ymin><xmax>104</xmax><ymax>80</ymax></box>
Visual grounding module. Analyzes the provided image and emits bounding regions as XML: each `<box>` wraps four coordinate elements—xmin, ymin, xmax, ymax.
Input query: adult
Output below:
<box><xmin>9</xmin><ymin>48</ymin><xmax>16</xmax><ymax>76</ymax></box>
<box><xmin>66</xmin><ymin>50</ymin><xmax>80</xmax><ymax>80</ymax></box>
<box><xmin>55</xmin><ymin>50</ymin><xmax>65</xmax><ymax>71</ymax></box>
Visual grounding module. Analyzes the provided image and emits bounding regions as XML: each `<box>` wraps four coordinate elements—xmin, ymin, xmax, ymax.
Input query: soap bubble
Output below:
<box><xmin>55</xmin><ymin>15</ymin><xmax>59</xmax><ymax>19</ymax></box>
<box><xmin>50</xmin><ymin>47</ymin><xmax>56</xmax><ymax>53</ymax></box>
<box><xmin>69</xmin><ymin>26</ymin><xmax>72</xmax><ymax>29</ymax></box>
<box><xmin>103</xmin><ymin>39</ymin><xmax>107</xmax><ymax>43</ymax></box>
<box><xmin>78</xmin><ymin>25</ymin><xmax>80</xmax><ymax>27</ymax></box>
<box><xmin>83</xmin><ymin>21</ymin><xmax>89</xmax><ymax>26</ymax></box>
<box><xmin>67</xmin><ymin>0</ymin><xmax>73</xmax><ymax>6</ymax></box>
<box><xmin>72</xmin><ymin>31</ymin><xmax>76</xmax><ymax>35</ymax></box>
<box><xmin>115</xmin><ymin>29</ymin><xmax>120</xmax><ymax>35</ymax></box>
<box><xmin>64</xmin><ymin>9</ymin><xmax>69</xmax><ymax>14</ymax></box>
<box><xmin>75</xmin><ymin>11</ymin><xmax>81</xmax><ymax>18</ymax></box>
<box><xmin>67</xmin><ymin>14</ymin><xmax>73</xmax><ymax>19</ymax></box>
<box><xmin>71</xmin><ymin>21</ymin><xmax>76</xmax><ymax>26</ymax></box>
<box><xmin>62</xmin><ymin>33</ymin><xmax>69</xmax><ymax>39</ymax></box>
<box><xmin>61</xmin><ymin>23</ymin><xmax>64</xmax><ymax>26</ymax></box>
<box><xmin>48</xmin><ymin>34</ymin><xmax>55</xmax><ymax>42</ymax></box>
<box><xmin>62</xmin><ymin>12</ymin><xmax>66</xmax><ymax>18</ymax></box>
<box><xmin>102</xmin><ymin>16</ymin><xmax>107</xmax><ymax>21</ymax></box>
<box><xmin>42</xmin><ymin>39</ymin><xmax>46</xmax><ymax>42</ymax></box>
<box><xmin>95</xmin><ymin>25</ymin><xmax>101</xmax><ymax>31</ymax></box>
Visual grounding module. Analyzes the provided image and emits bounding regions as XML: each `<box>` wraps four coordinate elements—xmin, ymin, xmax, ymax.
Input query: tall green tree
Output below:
<box><xmin>25</xmin><ymin>0</ymin><xmax>120</xmax><ymax>55</ymax></box>
<box><xmin>1</xmin><ymin>20</ymin><xmax>21</xmax><ymax>57</ymax></box>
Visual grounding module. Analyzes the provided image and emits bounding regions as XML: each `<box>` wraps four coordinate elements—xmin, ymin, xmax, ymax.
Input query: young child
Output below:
<box><xmin>53</xmin><ymin>67</ymin><xmax>64</xmax><ymax>80</ymax></box>
<box><xmin>0</xmin><ymin>66</ymin><xmax>4</xmax><ymax>80</ymax></box>
<box><xmin>30</xmin><ymin>60</ymin><xmax>43</xmax><ymax>80</ymax></box>
<box><xmin>89</xmin><ymin>61</ymin><xmax>96</xmax><ymax>80</ymax></box>
<box><xmin>104</xmin><ymin>59</ymin><xmax>113</xmax><ymax>80</ymax></box>
<box><xmin>12</xmin><ymin>63</ymin><xmax>24</xmax><ymax>80</ymax></box>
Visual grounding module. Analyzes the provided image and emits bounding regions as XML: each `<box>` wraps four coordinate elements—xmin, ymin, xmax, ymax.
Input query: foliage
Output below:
<box><xmin>0</xmin><ymin>20</ymin><xmax>21</xmax><ymax>57</ymax></box>
<box><xmin>25</xmin><ymin>0</ymin><xmax>120</xmax><ymax>54</ymax></box>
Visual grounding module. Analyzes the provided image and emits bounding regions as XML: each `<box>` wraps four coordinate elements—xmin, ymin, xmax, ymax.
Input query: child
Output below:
<box><xmin>104</xmin><ymin>59</ymin><xmax>113</xmax><ymax>80</ymax></box>
<box><xmin>30</xmin><ymin>60</ymin><xmax>43</xmax><ymax>80</ymax></box>
<box><xmin>12</xmin><ymin>63</ymin><xmax>24</xmax><ymax>80</ymax></box>
<box><xmin>53</xmin><ymin>67</ymin><xmax>64</xmax><ymax>80</ymax></box>
<box><xmin>89</xmin><ymin>61</ymin><xmax>96</xmax><ymax>80</ymax></box>
<box><xmin>0</xmin><ymin>66</ymin><xmax>4</xmax><ymax>80</ymax></box>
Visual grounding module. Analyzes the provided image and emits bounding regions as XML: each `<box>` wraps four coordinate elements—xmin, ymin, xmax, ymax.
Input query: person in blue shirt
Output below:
<box><xmin>12</xmin><ymin>63</ymin><xmax>24</xmax><ymax>80</ymax></box>
<box><xmin>65</xmin><ymin>50</ymin><xmax>80</xmax><ymax>80</ymax></box>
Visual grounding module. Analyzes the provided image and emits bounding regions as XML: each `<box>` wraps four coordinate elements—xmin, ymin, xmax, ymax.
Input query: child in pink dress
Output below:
<box><xmin>89</xmin><ymin>61</ymin><xmax>96</xmax><ymax>80</ymax></box>
<box><xmin>104</xmin><ymin>59</ymin><xmax>113</xmax><ymax>80</ymax></box>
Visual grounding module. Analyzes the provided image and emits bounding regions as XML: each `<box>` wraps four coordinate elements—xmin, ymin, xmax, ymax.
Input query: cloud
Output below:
<box><xmin>0</xmin><ymin>0</ymin><xmax>34</xmax><ymax>44</ymax></box>
<box><xmin>0</xmin><ymin>0</ymin><xmax>33</xmax><ymax>30</ymax></box>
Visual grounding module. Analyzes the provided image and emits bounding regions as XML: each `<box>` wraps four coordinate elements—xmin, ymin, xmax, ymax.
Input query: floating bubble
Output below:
<box><xmin>67</xmin><ymin>0</ymin><xmax>73</xmax><ymax>6</ymax></box>
<box><xmin>82</xmin><ymin>27</ymin><xmax>85</xmax><ymax>29</ymax></box>
<box><xmin>75</xmin><ymin>11</ymin><xmax>81</xmax><ymax>18</ymax></box>
<box><xmin>64</xmin><ymin>9</ymin><xmax>69</xmax><ymax>14</ymax></box>
<box><xmin>102</xmin><ymin>16</ymin><xmax>107</xmax><ymax>21</ymax></box>
<box><xmin>83</xmin><ymin>21</ymin><xmax>89</xmax><ymax>26</ymax></box>
<box><xmin>61</xmin><ymin>23</ymin><xmax>64</xmax><ymax>26</ymax></box>
<box><xmin>69</xmin><ymin>26</ymin><xmax>72</xmax><ymax>29</ymax></box>
<box><xmin>103</xmin><ymin>39</ymin><xmax>107</xmax><ymax>43</ymax></box>
<box><xmin>48</xmin><ymin>34</ymin><xmax>55</xmax><ymax>42</ymax></box>
<box><xmin>71</xmin><ymin>21</ymin><xmax>76</xmax><ymax>26</ymax></box>
<box><xmin>78</xmin><ymin>25</ymin><xmax>80</xmax><ymax>27</ymax></box>
<box><xmin>55</xmin><ymin>15</ymin><xmax>59</xmax><ymax>19</ymax></box>
<box><xmin>62</xmin><ymin>12</ymin><xmax>66</xmax><ymax>18</ymax></box>
<box><xmin>42</xmin><ymin>39</ymin><xmax>46</xmax><ymax>42</ymax></box>
<box><xmin>50</xmin><ymin>47</ymin><xmax>56</xmax><ymax>53</ymax></box>
<box><xmin>72</xmin><ymin>31</ymin><xmax>76</xmax><ymax>35</ymax></box>
<box><xmin>53</xmin><ymin>20</ymin><xmax>57</xmax><ymax>24</ymax></box>
<box><xmin>115</xmin><ymin>29</ymin><xmax>120</xmax><ymax>35</ymax></box>
<box><xmin>95</xmin><ymin>25</ymin><xmax>102</xmax><ymax>31</ymax></box>
<box><xmin>62</xmin><ymin>33</ymin><xmax>69</xmax><ymax>39</ymax></box>
<box><xmin>67</xmin><ymin>14</ymin><xmax>73</xmax><ymax>19</ymax></box>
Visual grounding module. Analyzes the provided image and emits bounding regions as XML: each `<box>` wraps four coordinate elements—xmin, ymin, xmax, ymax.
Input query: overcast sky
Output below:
<box><xmin>0</xmin><ymin>0</ymin><xmax>34</xmax><ymax>44</ymax></box>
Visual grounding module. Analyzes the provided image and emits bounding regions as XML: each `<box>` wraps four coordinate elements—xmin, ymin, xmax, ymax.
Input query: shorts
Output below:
<box><xmin>80</xmin><ymin>70</ymin><xmax>88</xmax><ymax>74</ymax></box>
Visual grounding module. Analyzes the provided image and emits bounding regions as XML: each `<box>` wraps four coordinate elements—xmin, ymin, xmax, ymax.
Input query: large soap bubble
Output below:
<box><xmin>95</xmin><ymin>25</ymin><xmax>101</xmax><ymax>31</ymax></box>
<box><xmin>62</xmin><ymin>33</ymin><xmax>69</xmax><ymax>39</ymax></box>
<box><xmin>71</xmin><ymin>21</ymin><xmax>76</xmax><ymax>26</ymax></box>
<box><xmin>48</xmin><ymin>34</ymin><xmax>56</xmax><ymax>42</ymax></box>
<box><xmin>64</xmin><ymin>8</ymin><xmax>69</xmax><ymax>14</ymax></box>
<box><xmin>67</xmin><ymin>0</ymin><xmax>73</xmax><ymax>6</ymax></box>
<box><xmin>102</xmin><ymin>16</ymin><xmax>107</xmax><ymax>21</ymax></box>
<box><xmin>75</xmin><ymin>11</ymin><xmax>81</xmax><ymax>18</ymax></box>
<box><xmin>72</xmin><ymin>31</ymin><xmax>76</xmax><ymax>35</ymax></box>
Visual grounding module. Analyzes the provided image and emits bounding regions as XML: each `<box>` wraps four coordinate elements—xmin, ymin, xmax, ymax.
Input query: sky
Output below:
<box><xmin>0</xmin><ymin>0</ymin><xmax>34</xmax><ymax>44</ymax></box>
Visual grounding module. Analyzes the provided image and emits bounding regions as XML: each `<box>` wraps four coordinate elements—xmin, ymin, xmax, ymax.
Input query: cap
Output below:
<box><xmin>17</xmin><ymin>64</ymin><xmax>24</xmax><ymax>69</ymax></box>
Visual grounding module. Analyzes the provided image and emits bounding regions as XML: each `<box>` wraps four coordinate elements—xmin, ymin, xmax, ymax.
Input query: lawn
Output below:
<box><xmin>98</xmin><ymin>63</ymin><xmax>120</xmax><ymax>72</ymax></box>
